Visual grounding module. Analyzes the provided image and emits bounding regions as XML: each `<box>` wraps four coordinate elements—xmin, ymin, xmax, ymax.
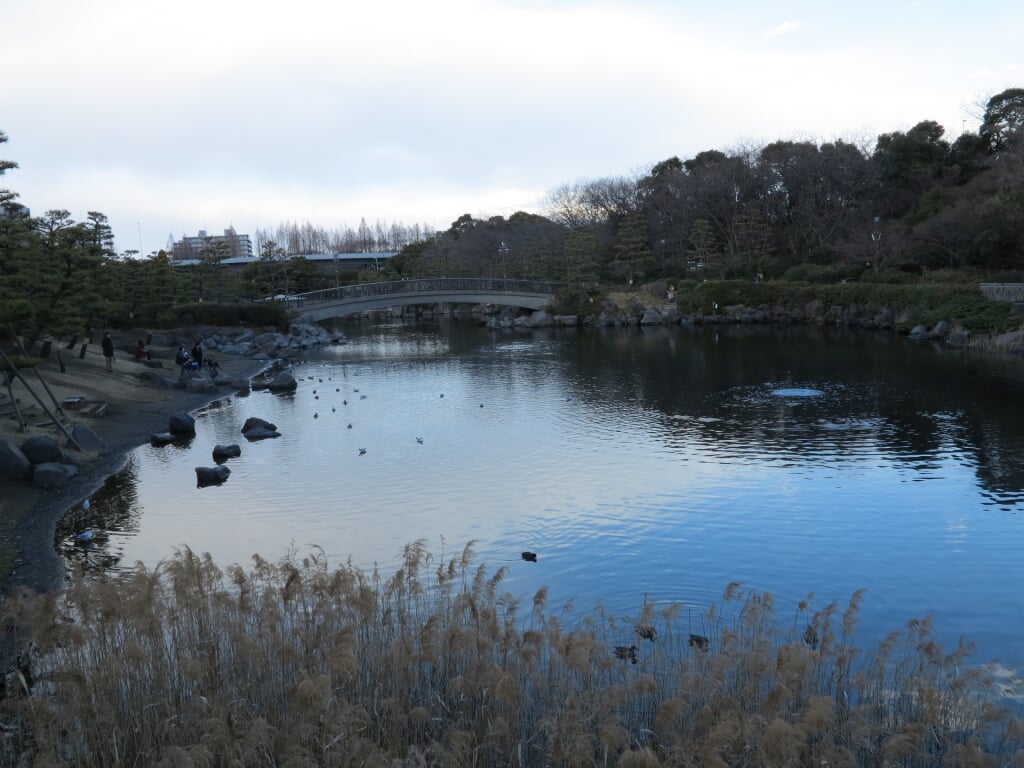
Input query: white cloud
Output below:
<box><xmin>3</xmin><ymin>0</ymin><xmax>1019</xmax><ymax>254</ymax></box>
<box><xmin>767</xmin><ymin>20</ymin><xmax>801</xmax><ymax>37</ymax></box>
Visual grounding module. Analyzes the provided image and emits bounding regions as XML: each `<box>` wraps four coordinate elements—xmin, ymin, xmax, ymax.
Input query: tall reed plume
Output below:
<box><xmin>1</xmin><ymin>541</ymin><xmax>1021</xmax><ymax>766</ymax></box>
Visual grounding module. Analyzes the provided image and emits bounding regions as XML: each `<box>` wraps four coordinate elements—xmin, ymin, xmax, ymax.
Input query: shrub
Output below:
<box><xmin>555</xmin><ymin>285</ymin><xmax>606</xmax><ymax>316</ymax></box>
<box><xmin>782</xmin><ymin>263</ymin><xmax>864</xmax><ymax>284</ymax></box>
<box><xmin>158</xmin><ymin>301</ymin><xmax>289</xmax><ymax>329</ymax></box>
<box><xmin>858</xmin><ymin>269</ymin><xmax>917</xmax><ymax>285</ymax></box>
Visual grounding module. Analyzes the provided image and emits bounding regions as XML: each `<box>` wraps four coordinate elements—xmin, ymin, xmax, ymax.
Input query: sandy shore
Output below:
<box><xmin>0</xmin><ymin>336</ymin><xmax>271</xmax><ymax>599</ymax></box>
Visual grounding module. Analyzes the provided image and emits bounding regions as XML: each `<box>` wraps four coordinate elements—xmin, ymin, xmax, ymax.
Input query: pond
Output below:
<box><xmin>58</xmin><ymin>320</ymin><xmax>1024</xmax><ymax>671</ymax></box>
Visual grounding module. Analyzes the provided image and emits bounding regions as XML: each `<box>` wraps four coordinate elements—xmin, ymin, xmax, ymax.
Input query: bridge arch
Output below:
<box><xmin>286</xmin><ymin>278</ymin><xmax>563</xmax><ymax>321</ymax></box>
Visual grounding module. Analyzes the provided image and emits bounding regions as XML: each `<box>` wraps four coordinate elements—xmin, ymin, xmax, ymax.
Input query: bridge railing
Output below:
<box><xmin>291</xmin><ymin>278</ymin><xmax>565</xmax><ymax>307</ymax></box>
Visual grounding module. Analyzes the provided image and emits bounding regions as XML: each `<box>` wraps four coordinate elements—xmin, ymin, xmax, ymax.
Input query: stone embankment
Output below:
<box><xmin>479</xmin><ymin>299</ymin><xmax>1024</xmax><ymax>355</ymax></box>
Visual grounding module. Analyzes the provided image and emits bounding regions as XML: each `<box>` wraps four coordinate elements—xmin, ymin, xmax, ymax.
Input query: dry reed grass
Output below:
<box><xmin>1</xmin><ymin>541</ymin><xmax>1022</xmax><ymax>767</ymax></box>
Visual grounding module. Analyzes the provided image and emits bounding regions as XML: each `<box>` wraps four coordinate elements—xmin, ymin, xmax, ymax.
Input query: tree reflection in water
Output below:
<box><xmin>55</xmin><ymin>457</ymin><xmax>143</xmax><ymax>573</ymax></box>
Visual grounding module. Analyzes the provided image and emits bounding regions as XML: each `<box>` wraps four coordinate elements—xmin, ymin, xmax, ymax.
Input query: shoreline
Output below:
<box><xmin>0</xmin><ymin>341</ymin><xmax>272</xmax><ymax>600</ymax></box>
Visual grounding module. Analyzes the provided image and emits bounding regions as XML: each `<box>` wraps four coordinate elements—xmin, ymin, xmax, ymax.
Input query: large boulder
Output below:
<box><xmin>20</xmin><ymin>435</ymin><xmax>63</xmax><ymax>465</ymax></box>
<box><xmin>32</xmin><ymin>461</ymin><xmax>78</xmax><ymax>489</ymax></box>
<box><xmin>195</xmin><ymin>465</ymin><xmax>231</xmax><ymax>487</ymax></box>
<box><xmin>0</xmin><ymin>438</ymin><xmax>32</xmax><ymax>482</ymax></box>
<box><xmin>268</xmin><ymin>371</ymin><xmax>298</xmax><ymax>392</ymax></box>
<box><xmin>241</xmin><ymin>417</ymin><xmax>277</xmax><ymax>434</ymax></box>
<box><xmin>150</xmin><ymin>432</ymin><xmax>177</xmax><ymax>447</ymax></box>
<box><xmin>241</xmin><ymin>416</ymin><xmax>280</xmax><ymax>440</ymax></box>
<box><xmin>168</xmin><ymin>412</ymin><xmax>196</xmax><ymax>435</ymax></box>
<box><xmin>212</xmin><ymin>443</ymin><xmax>242</xmax><ymax>462</ymax></box>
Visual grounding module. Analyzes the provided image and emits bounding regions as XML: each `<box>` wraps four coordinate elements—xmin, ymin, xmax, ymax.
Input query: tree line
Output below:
<box><xmin>252</xmin><ymin>218</ymin><xmax>434</xmax><ymax>258</ymax></box>
<box><xmin>389</xmin><ymin>88</ymin><xmax>1024</xmax><ymax>285</ymax></box>
<box><xmin>2</xmin><ymin>87</ymin><xmax>1022</xmax><ymax>336</ymax></box>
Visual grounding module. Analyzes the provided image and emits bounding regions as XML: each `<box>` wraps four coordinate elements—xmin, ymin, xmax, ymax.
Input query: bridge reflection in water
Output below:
<box><xmin>289</xmin><ymin>278</ymin><xmax>564</xmax><ymax>320</ymax></box>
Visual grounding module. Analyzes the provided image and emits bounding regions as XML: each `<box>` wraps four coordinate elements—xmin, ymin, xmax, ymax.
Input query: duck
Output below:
<box><xmin>614</xmin><ymin>645</ymin><xmax>638</xmax><ymax>664</ymax></box>
<box><xmin>521</xmin><ymin>551</ymin><xmax>538</xmax><ymax>562</ymax></box>
<box><xmin>688</xmin><ymin>634</ymin><xmax>710</xmax><ymax>652</ymax></box>
<box><xmin>358</xmin><ymin>448</ymin><xmax>367</xmax><ymax>455</ymax></box>
<box><xmin>416</xmin><ymin>437</ymin><xmax>424</xmax><ymax>444</ymax></box>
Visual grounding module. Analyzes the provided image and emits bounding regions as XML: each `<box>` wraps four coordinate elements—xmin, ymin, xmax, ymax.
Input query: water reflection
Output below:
<box><xmin>55</xmin><ymin>322</ymin><xmax>1024</xmax><ymax>667</ymax></box>
<box><xmin>55</xmin><ymin>457</ymin><xmax>144</xmax><ymax>572</ymax></box>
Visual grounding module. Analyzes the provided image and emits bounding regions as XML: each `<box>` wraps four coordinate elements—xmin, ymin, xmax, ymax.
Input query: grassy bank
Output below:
<box><xmin>2</xmin><ymin>543</ymin><xmax>1021</xmax><ymax>766</ymax></box>
<box><xmin>682</xmin><ymin>281</ymin><xmax>1020</xmax><ymax>334</ymax></box>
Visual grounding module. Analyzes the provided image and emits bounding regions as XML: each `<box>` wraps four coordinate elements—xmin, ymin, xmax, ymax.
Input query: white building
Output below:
<box><xmin>171</xmin><ymin>228</ymin><xmax>253</xmax><ymax>261</ymax></box>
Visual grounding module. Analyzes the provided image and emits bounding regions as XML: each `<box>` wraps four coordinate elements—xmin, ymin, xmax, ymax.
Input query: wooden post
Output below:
<box><xmin>3</xmin><ymin>372</ymin><xmax>27</xmax><ymax>431</ymax></box>
<box><xmin>0</xmin><ymin>347</ymin><xmax>80</xmax><ymax>451</ymax></box>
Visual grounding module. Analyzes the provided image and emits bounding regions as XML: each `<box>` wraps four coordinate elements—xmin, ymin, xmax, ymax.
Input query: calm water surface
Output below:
<box><xmin>59</xmin><ymin>322</ymin><xmax>1024</xmax><ymax>668</ymax></box>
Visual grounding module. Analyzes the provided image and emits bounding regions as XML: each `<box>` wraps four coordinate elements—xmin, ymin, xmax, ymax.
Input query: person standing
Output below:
<box><xmin>101</xmin><ymin>332</ymin><xmax>114</xmax><ymax>372</ymax></box>
<box><xmin>190</xmin><ymin>342</ymin><xmax>204</xmax><ymax>369</ymax></box>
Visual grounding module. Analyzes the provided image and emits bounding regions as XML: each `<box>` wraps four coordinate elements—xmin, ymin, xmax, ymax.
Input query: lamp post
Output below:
<box><xmin>498</xmin><ymin>241</ymin><xmax>509</xmax><ymax>286</ymax></box>
<box><xmin>870</xmin><ymin>215</ymin><xmax>881</xmax><ymax>273</ymax></box>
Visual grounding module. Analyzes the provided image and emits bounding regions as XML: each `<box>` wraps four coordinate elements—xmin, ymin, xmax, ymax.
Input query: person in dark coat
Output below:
<box><xmin>190</xmin><ymin>342</ymin><xmax>204</xmax><ymax>368</ymax></box>
<box><xmin>101</xmin><ymin>332</ymin><xmax>114</xmax><ymax>371</ymax></box>
<box><xmin>174</xmin><ymin>345</ymin><xmax>190</xmax><ymax>376</ymax></box>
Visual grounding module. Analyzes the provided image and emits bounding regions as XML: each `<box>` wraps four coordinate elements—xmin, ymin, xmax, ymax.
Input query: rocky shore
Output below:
<box><xmin>0</xmin><ymin>321</ymin><xmax>346</xmax><ymax>603</ymax></box>
<box><xmin>473</xmin><ymin>297</ymin><xmax>1024</xmax><ymax>355</ymax></box>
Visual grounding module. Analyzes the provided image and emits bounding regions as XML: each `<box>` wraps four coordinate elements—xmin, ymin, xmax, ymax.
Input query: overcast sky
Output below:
<box><xmin>2</xmin><ymin>0</ymin><xmax>1020</xmax><ymax>255</ymax></box>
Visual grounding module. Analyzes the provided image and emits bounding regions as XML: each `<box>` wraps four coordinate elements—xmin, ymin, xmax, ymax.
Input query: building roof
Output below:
<box><xmin>172</xmin><ymin>252</ymin><xmax>397</xmax><ymax>267</ymax></box>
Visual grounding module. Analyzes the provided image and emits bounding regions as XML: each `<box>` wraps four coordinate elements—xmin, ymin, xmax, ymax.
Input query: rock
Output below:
<box><xmin>142</xmin><ymin>359</ymin><xmax>165</xmax><ymax>368</ymax></box>
<box><xmin>69</xmin><ymin>424</ymin><xmax>107</xmax><ymax>452</ymax></box>
<box><xmin>0</xmin><ymin>438</ymin><xmax>32</xmax><ymax>482</ymax></box>
<box><xmin>195</xmin><ymin>465</ymin><xmax>231</xmax><ymax>487</ymax></box>
<box><xmin>241</xmin><ymin>417</ymin><xmax>277</xmax><ymax>434</ymax></box>
<box><xmin>169</xmin><ymin>412</ymin><xmax>196</xmax><ymax>435</ymax></box>
<box><xmin>992</xmin><ymin>330</ymin><xmax>1024</xmax><ymax>351</ymax></box>
<box><xmin>928</xmin><ymin>320</ymin><xmax>950</xmax><ymax>338</ymax></box>
<box><xmin>19</xmin><ymin>435</ymin><xmax>63</xmax><ymax>464</ymax></box>
<box><xmin>518</xmin><ymin>310</ymin><xmax>552</xmax><ymax>328</ymax></box>
<box><xmin>268</xmin><ymin>372</ymin><xmax>297</xmax><ymax>392</ymax></box>
<box><xmin>150</xmin><ymin>432</ymin><xmax>177</xmax><ymax>446</ymax></box>
<box><xmin>186</xmin><ymin>376</ymin><xmax>218</xmax><ymax>394</ymax></box>
<box><xmin>148</xmin><ymin>333</ymin><xmax>174</xmax><ymax>347</ymax></box>
<box><xmin>32</xmin><ymin>461</ymin><xmax>78</xmax><ymax>489</ymax></box>
<box><xmin>908</xmin><ymin>325</ymin><xmax>928</xmax><ymax>338</ymax></box>
<box><xmin>640</xmin><ymin>308</ymin><xmax>663</xmax><ymax>325</ymax></box>
<box><xmin>212</xmin><ymin>443</ymin><xmax>242</xmax><ymax>462</ymax></box>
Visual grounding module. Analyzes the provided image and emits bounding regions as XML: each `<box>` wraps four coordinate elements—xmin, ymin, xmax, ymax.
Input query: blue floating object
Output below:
<box><xmin>770</xmin><ymin>388</ymin><xmax>824</xmax><ymax>398</ymax></box>
<box><xmin>75</xmin><ymin>529</ymin><xmax>94</xmax><ymax>542</ymax></box>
